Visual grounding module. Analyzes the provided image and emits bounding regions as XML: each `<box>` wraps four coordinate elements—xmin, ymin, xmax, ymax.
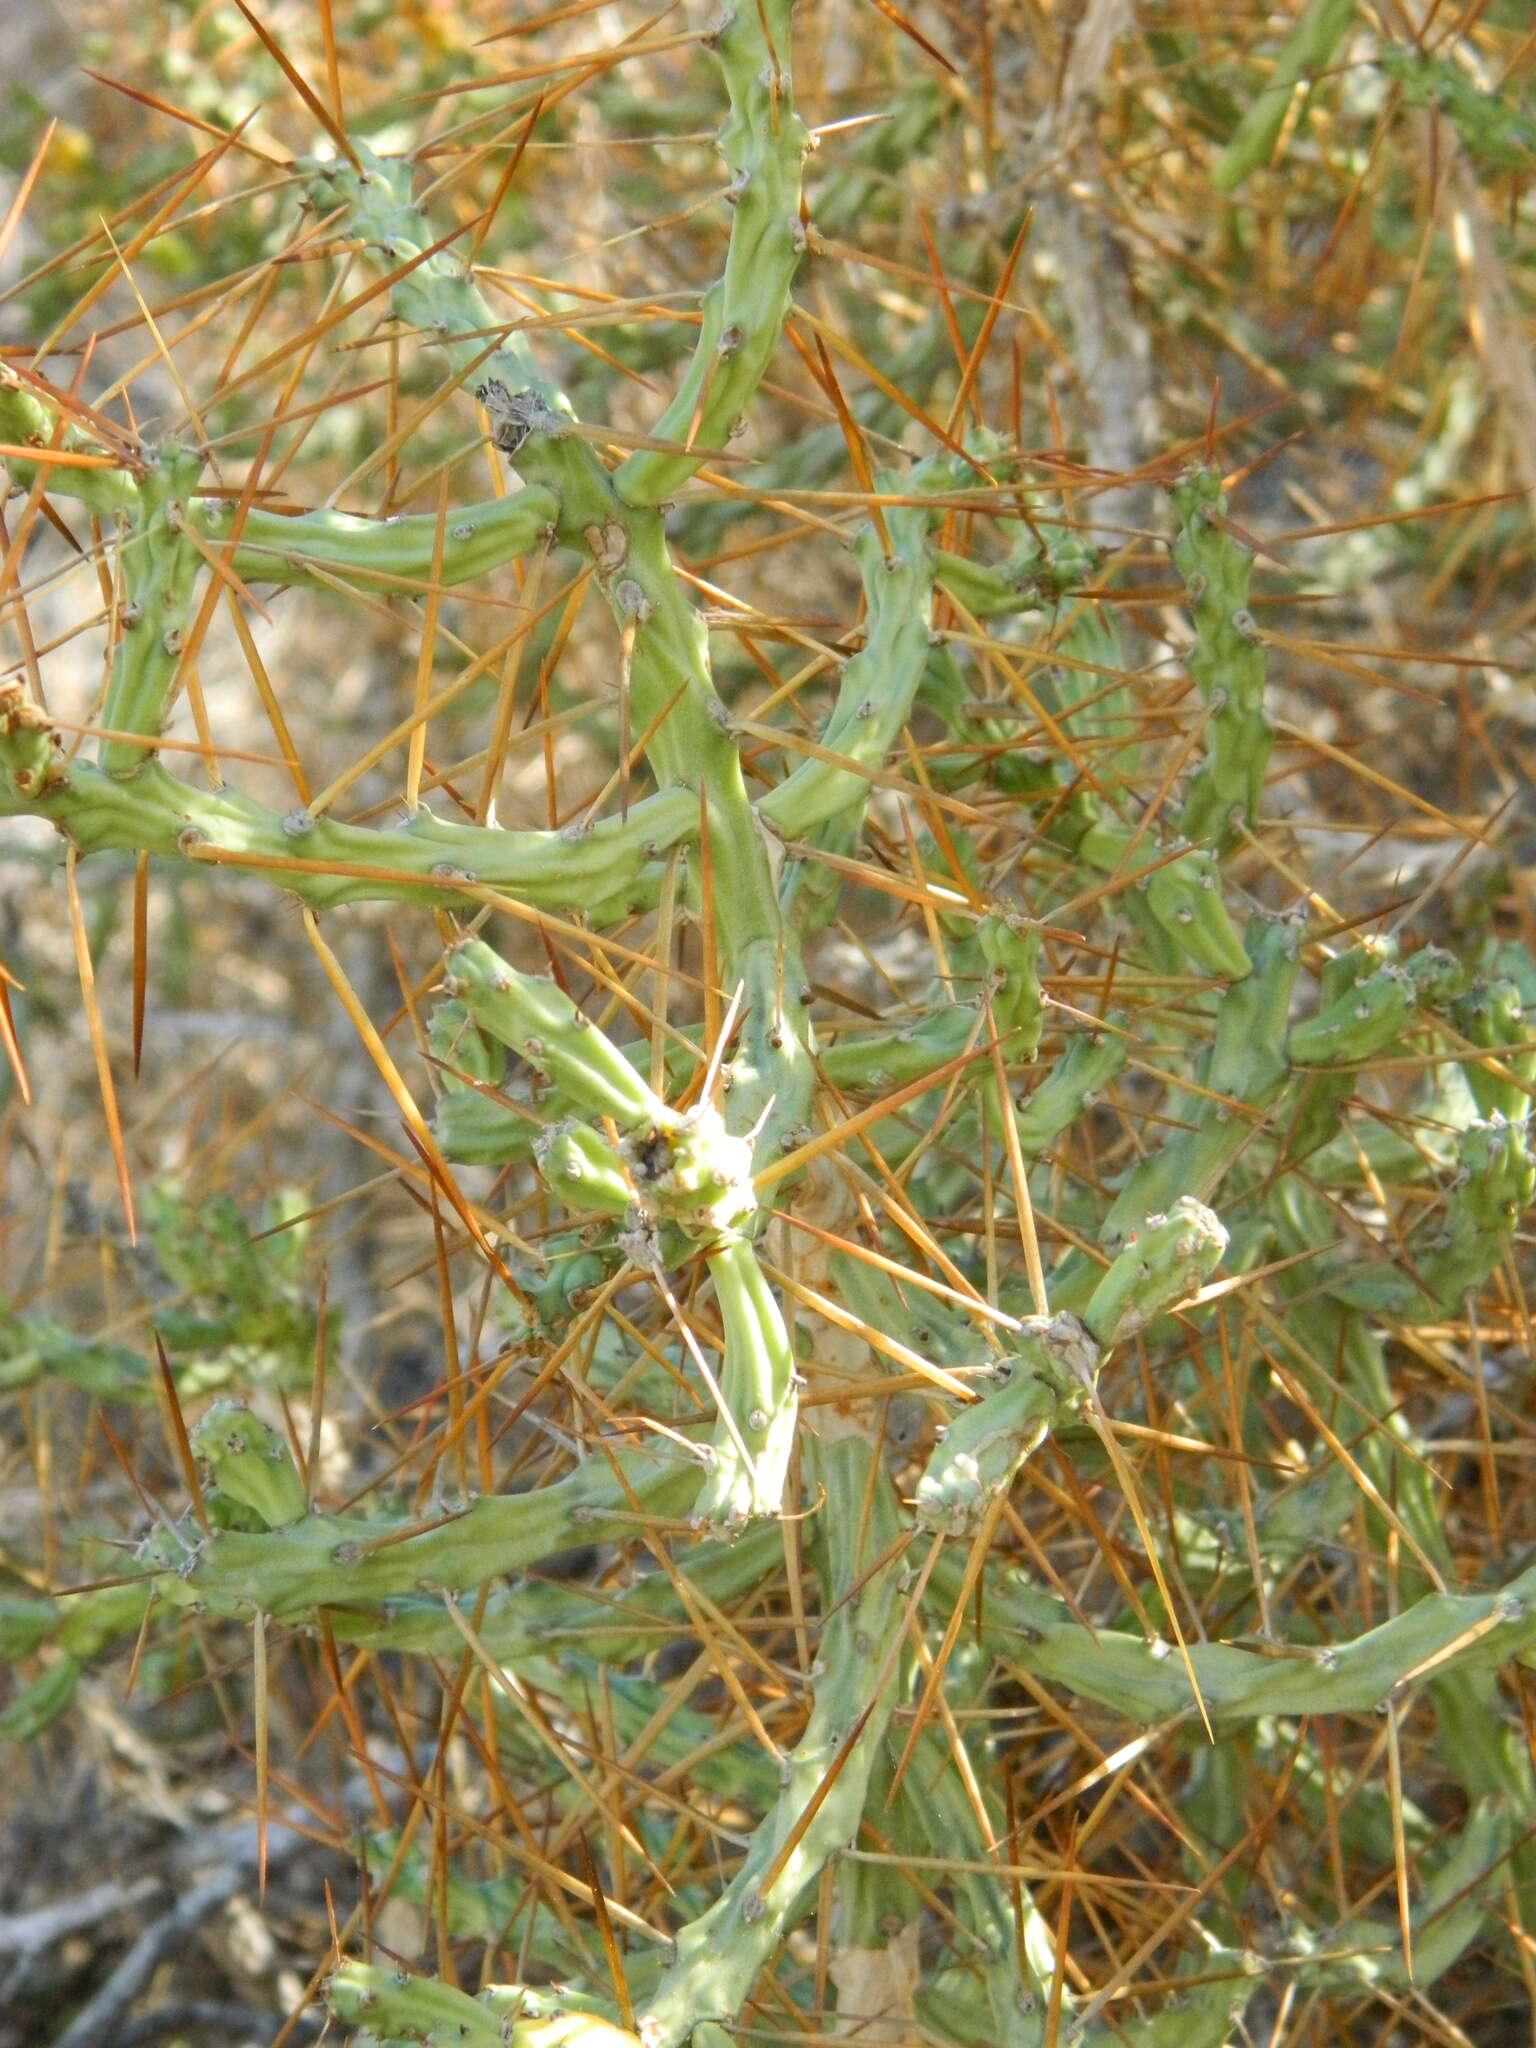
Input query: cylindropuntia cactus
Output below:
<box><xmin>2</xmin><ymin>6</ymin><xmax>1534</xmax><ymax>2044</ymax></box>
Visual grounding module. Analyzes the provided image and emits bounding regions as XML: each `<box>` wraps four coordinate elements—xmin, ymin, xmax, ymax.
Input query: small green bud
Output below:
<box><xmin>536</xmin><ymin>1119</ymin><xmax>634</xmax><ymax>1217</ymax></box>
<box><xmin>190</xmin><ymin>1400</ymin><xmax>307</xmax><ymax>1530</ymax></box>
<box><xmin>1083</xmin><ymin>1197</ymin><xmax>1227</xmax><ymax>1347</ymax></box>
<box><xmin>916</xmin><ymin>1315</ymin><xmax>1097</xmax><ymax>1534</ymax></box>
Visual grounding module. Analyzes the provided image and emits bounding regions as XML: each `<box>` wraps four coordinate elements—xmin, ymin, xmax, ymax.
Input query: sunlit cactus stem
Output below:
<box><xmin>915</xmin><ymin>1311</ymin><xmax>1096</xmax><ymax>1536</ymax></box>
<box><xmin>325</xmin><ymin>1963</ymin><xmax>640</xmax><ymax>2047</ymax></box>
<box><xmin>759</xmin><ymin>452</ymin><xmax>988</xmax><ymax>843</ymax></box>
<box><xmin>1081</xmin><ymin>1194</ymin><xmax>1229</xmax><ymax>1345</ymax></box>
<box><xmin>616</xmin><ymin>0</ymin><xmax>809</xmax><ymax>507</ymax></box>
<box><xmin>97</xmin><ymin>441</ymin><xmax>205</xmax><ymax>773</ymax></box>
<box><xmin>693</xmin><ymin>1231</ymin><xmax>798</xmax><ymax>1531</ymax></box>
<box><xmin>1095</xmin><ymin>912</ymin><xmax>1301</xmax><ymax>1248</ymax></box>
<box><xmin>0</xmin><ymin>373</ymin><xmax>561</xmax><ymax>586</ymax></box>
<box><xmin>1011</xmin><ymin>1021</ymin><xmax>1129</xmax><ymax>1153</ymax></box>
<box><xmin>136</xmin><ymin>1444</ymin><xmax>706</xmax><ymax>1627</ymax></box>
<box><xmin>219</xmin><ymin>485</ymin><xmax>559</xmax><ymax>592</ymax></box>
<box><xmin>1076</xmin><ymin>822</ymin><xmax>1252</xmax><ymax>981</ymax></box>
<box><xmin>443</xmin><ymin>937</ymin><xmax>661</xmax><ymax>1128</ymax></box>
<box><xmin>633</xmin><ymin>1433</ymin><xmax>907</xmax><ymax>2046</ymax></box>
<box><xmin>293</xmin><ymin>127</ymin><xmax>809</xmax><ymax>1150</ymax></box>
<box><xmin>0</xmin><ymin>686</ymin><xmax>696</xmax><ymax>914</ymax></box>
<box><xmin>946</xmin><ymin>1542</ymin><xmax>1536</xmax><ymax>1726</ymax></box>
<box><xmin>917</xmin><ymin>1199</ymin><xmax>1226</xmax><ymax>1534</ymax></box>
<box><xmin>1289</xmin><ymin>944</ymin><xmax>1463</xmax><ymax>1066</ymax></box>
<box><xmin>0</xmin><ymin>366</ymin><xmax>141</xmax><ymax>515</ymax></box>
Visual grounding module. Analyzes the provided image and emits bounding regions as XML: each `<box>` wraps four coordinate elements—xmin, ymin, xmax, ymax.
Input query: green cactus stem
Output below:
<box><xmin>536</xmin><ymin>1118</ymin><xmax>635</xmax><ymax>1219</ymax></box>
<box><xmin>759</xmin><ymin>452</ymin><xmax>984</xmax><ymax>843</ymax></box>
<box><xmin>219</xmin><ymin>487</ymin><xmax>559</xmax><ymax>592</ymax></box>
<box><xmin>1212</xmin><ymin>0</ymin><xmax>1360</xmax><ymax>193</ymax></box>
<box><xmin>0</xmin><ymin>377</ymin><xmax>559</xmax><ymax>588</ymax></box>
<box><xmin>1329</xmin><ymin>1113</ymin><xmax>1534</xmax><ymax>1320</ymax></box>
<box><xmin>621</xmin><ymin>1105</ymin><xmax>760</xmax><ymax>1240</ymax></box>
<box><xmin>943</xmin><ymin>1548</ymin><xmax>1536</xmax><ymax>1726</ymax></box>
<box><xmin>0</xmin><ymin>367</ymin><xmax>142</xmax><ymax>516</ymax></box>
<box><xmin>1289</xmin><ymin>944</ymin><xmax>1463</xmax><ymax>1067</ymax></box>
<box><xmin>5</xmin><ymin>1521</ymin><xmax>785</xmax><ymax>1695</ymax></box>
<box><xmin>6</xmin><ymin>5</ymin><xmax>1536</xmax><ymax>2035</ymax></box>
<box><xmin>1095</xmin><ymin>914</ymin><xmax>1301</xmax><ymax>1248</ymax></box>
<box><xmin>978</xmin><ymin>910</ymin><xmax>1045</xmax><ymax>1050</ymax></box>
<box><xmin>354</xmin><ymin>1520</ymin><xmax>780</xmax><ymax>1668</ymax></box>
<box><xmin>97</xmin><ymin>442</ymin><xmax>206</xmax><ymax>774</ymax></box>
<box><xmin>915</xmin><ymin>1313</ymin><xmax>1097</xmax><ymax>1536</ymax></box>
<box><xmin>133</xmin><ymin>1442</ymin><xmax>705</xmax><ymax>1628</ymax></box>
<box><xmin>616</xmin><ymin>0</ymin><xmax>808</xmax><ymax>507</ymax></box>
<box><xmin>632</xmin><ymin>1432</ymin><xmax>907</xmax><ymax>2046</ymax></box>
<box><xmin>325</xmin><ymin>1963</ymin><xmax>639</xmax><ymax>2047</ymax></box>
<box><xmin>0</xmin><ymin>697</ymin><xmax>696</xmax><ymax>915</ymax></box>
<box><xmin>444</xmin><ymin>938</ymin><xmax>661</xmax><ymax>1128</ymax></box>
<box><xmin>0</xmin><ymin>1654</ymin><xmax>84</xmax><ymax>1741</ymax></box>
<box><xmin>692</xmin><ymin>1231</ymin><xmax>797</xmax><ymax>1531</ymax></box>
<box><xmin>1168</xmin><ymin>466</ymin><xmax>1272</xmax><ymax>848</ymax></box>
<box><xmin>1011</xmin><ymin>1021</ymin><xmax>1130</xmax><ymax>1154</ymax></box>
<box><xmin>432</xmin><ymin>1086</ymin><xmax>536</xmax><ymax>1165</ymax></box>
<box><xmin>1082</xmin><ymin>1194</ymin><xmax>1230</xmax><ymax>1343</ymax></box>
<box><xmin>0</xmin><ymin>1573</ymin><xmax>149</xmax><ymax>1739</ymax></box>
<box><xmin>1077</xmin><ymin>823</ymin><xmax>1253</xmax><ymax>982</ymax></box>
<box><xmin>888</xmin><ymin>1711</ymin><xmax>1058</xmax><ymax>2038</ymax></box>
<box><xmin>427</xmin><ymin>997</ymin><xmax>504</xmax><ymax>1089</ymax></box>
<box><xmin>917</xmin><ymin>1201</ymin><xmax>1225</xmax><ymax>1534</ymax></box>
<box><xmin>283</xmin><ymin>138</ymin><xmax>812</xmax><ymax>1156</ymax></box>
<box><xmin>1278</xmin><ymin>1795</ymin><xmax>1509</xmax><ymax>1992</ymax></box>
<box><xmin>0</xmin><ymin>1296</ymin><xmax>148</xmax><ymax>1396</ymax></box>
<box><xmin>1452</xmin><ymin>972</ymin><xmax>1536</xmax><ymax>1119</ymax></box>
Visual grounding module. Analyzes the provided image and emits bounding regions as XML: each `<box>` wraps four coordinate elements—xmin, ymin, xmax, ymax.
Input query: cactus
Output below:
<box><xmin>2</xmin><ymin>7</ymin><xmax>1534</xmax><ymax>2045</ymax></box>
<box><xmin>1212</xmin><ymin>0</ymin><xmax>1360</xmax><ymax>192</ymax></box>
<box><xmin>917</xmin><ymin>1201</ymin><xmax>1227</xmax><ymax>1534</ymax></box>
